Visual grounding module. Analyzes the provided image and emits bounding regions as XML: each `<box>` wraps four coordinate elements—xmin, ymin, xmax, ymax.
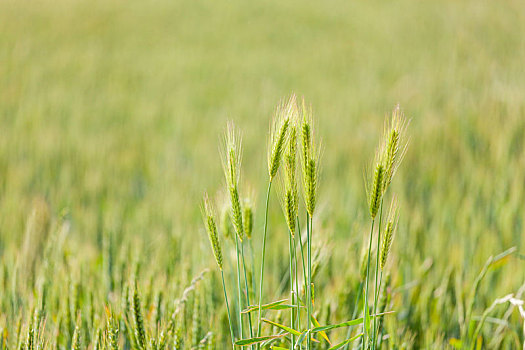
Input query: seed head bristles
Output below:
<box><xmin>221</xmin><ymin>122</ymin><xmax>243</xmax><ymax>188</ymax></box>
<box><xmin>380</xmin><ymin>197</ymin><xmax>399</xmax><ymax>270</ymax></box>
<box><xmin>201</xmin><ymin>193</ymin><xmax>223</xmax><ymax>270</ymax></box>
<box><xmin>268</xmin><ymin>96</ymin><xmax>295</xmax><ymax>180</ymax></box>
<box><xmin>220</xmin><ymin>122</ymin><xmax>245</xmax><ymax>241</ymax></box>
<box><xmin>382</xmin><ymin>104</ymin><xmax>409</xmax><ymax>189</ymax></box>
<box><xmin>300</xmin><ymin>99</ymin><xmax>320</xmax><ymax>217</ymax></box>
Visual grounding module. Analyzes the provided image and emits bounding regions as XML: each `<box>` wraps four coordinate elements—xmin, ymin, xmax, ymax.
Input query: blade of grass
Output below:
<box><xmin>328</xmin><ymin>333</ymin><xmax>363</xmax><ymax>350</ymax></box>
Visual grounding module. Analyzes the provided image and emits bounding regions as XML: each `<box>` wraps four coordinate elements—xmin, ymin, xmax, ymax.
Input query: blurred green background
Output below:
<box><xmin>0</xmin><ymin>0</ymin><xmax>524</xmax><ymax>346</ymax></box>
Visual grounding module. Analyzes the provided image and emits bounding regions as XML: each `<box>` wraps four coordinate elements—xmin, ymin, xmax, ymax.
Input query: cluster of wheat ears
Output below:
<box><xmin>202</xmin><ymin>95</ymin><xmax>408</xmax><ymax>349</ymax></box>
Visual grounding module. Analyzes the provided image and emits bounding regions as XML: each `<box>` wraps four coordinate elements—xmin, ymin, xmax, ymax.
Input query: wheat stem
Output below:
<box><xmin>249</xmin><ymin>239</ymin><xmax>257</xmax><ymax>304</ymax></box>
<box><xmin>256</xmin><ymin>180</ymin><xmax>272</xmax><ymax>342</ymax></box>
<box><xmin>296</xmin><ymin>216</ymin><xmax>308</xmax><ymax>309</ymax></box>
<box><xmin>221</xmin><ymin>270</ymin><xmax>235</xmax><ymax>350</ymax></box>
<box><xmin>288</xmin><ymin>232</ymin><xmax>296</xmax><ymax>346</ymax></box>
<box><xmin>372</xmin><ymin>199</ymin><xmax>384</xmax><ymax>349</ymax></box>
<box><xmin>293</xmin><ymin>231</ymin><xmax>301</xmax><ymax>339</ymax></box>
<box><xmin>363</xmin><ymin>218</ymin><xmax>376</xmax><ymax>349</ymax></box>
<box><xmin>306</xmin><ymin>214</ymin><xmax>313</xmax><ymax>350</ymax></box>
<box><xmin>372</xmin><ymin>270</ymin><xmax>384</xmax><ymax>347</ymax></box>
<box><xmin>235</xmin><ymin>235</ymin><xmax>244</xmax><ymax>341</ymax></box>
<box><xmin>240</xmin><ymin>241</ymin><xmax>254</xmax><ymax>348</ymax></box>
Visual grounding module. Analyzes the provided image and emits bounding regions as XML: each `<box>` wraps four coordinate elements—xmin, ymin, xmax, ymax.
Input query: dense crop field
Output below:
<box><xmin>1</xmin><ymin>0</ymin><xmax>524</xmax><ymax>348</ymax></box>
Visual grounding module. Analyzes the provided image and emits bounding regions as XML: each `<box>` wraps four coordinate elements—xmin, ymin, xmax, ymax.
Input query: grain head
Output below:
<box><xmin>380</xmin><ymin>196</ymin><xmax>399</xmax><ymax>270</ymax></box>
<box><xmin>220</xmin><ymin>122</ymin><xmax>245</xmax><ymax>241</ymax></box>
<box><xmin>268</xmin><ymin>95</ymin><xmax>295</xmax><ymax>180</ymax></box>
<box><xmin>201</xmin><ymin>193</ymin><xmax>223</xmax><ymax>270</ymax></box>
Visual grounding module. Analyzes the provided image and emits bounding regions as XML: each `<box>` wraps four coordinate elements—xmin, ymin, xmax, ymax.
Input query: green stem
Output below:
<box><xmin>297</xmin><ymin>217</ymin><xmax>308</xmax><ymax>307</ymax></box>
<box><xmin>256</xmin><ymin>180</ymin><xmax>272</xmax><ymax>341</ymax></box>
<box><xmin>240</xmin><ymin>240</ymin><xmax>254</xmax><ymax>348</ymax></box>
<box><xmin>293</xmin><ymin>233</ymin><xmax>301</xmax><ymax>338</ymax></box>
<box><xmin>221</xmin><ymin>270</ymin><xmax>235</xmax><ymax>349</ymax></box>
<box><xmin>373</xmin><ymin>270</ymin><xmax>384</xmax><ymax>348</ymax></box>
<box><xmin>372</xmin><ymin>200</ymin><xmax>384</xmax><ymax>349</ymax></box>
<box><xmin>235</xmin><ymin>235</ymin><xmax>244</xmax><ymax>341</ymax></box>
<box><xmin>250</xmin><ymin>239</ymin><xmax>256</xmax><ymax>303</ymax></box>
<box><xmin>306</xmin><ymin>214</ymin><xmax>312</xmax><ymax>350</ymax></box>
<box><xmin>296</xmin><ymin>217</ymin><xmax>305</xmax><ymax>350</ymax></box>
<box><xmin>363</xmin><ymin>218</ymin><xmax>376</xmax><ymax>349</ymax></box>
<box><xmin>288</xmin><ymin>232</ymin><xmax>295</xmax><ymax>346</ymax></box>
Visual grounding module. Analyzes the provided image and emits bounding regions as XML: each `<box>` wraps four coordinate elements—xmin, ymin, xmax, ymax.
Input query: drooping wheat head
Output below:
<box><xmin>300</xmin><ymin>98</ymin><xmax>320</xmax><ymax>217</ymax></box>
<box><xmin>380</xmin><ymin>197</ymin><xmax>399</xmax><ymax>270</ymax></box>
<box><xmin>382</xmin><ymin>105</ymin><xmax>409</xmax><ymax>190</ymax></box>
<box><xmin>202</xmin><ymin>193</ymin><xmax>223</xmax><ymax>270</ymax></box>
<box><xmin>268</xmin><ymin>96</ymin><xmax>294</xmax><ymax>181</ymax></box>
<box><xmin>221</xmin><ymin>122</ymin><xmax>245</xmax><ymax>241</ymax></box>
<box><xmin>367</xmin><ymin>151</ymin><xmax>385</xmax><ymax>220</ymax></box>
<box><xmin>280</xmin><ymin>113</ymin><xmax>299</xmax><ymax>237</ymax></box>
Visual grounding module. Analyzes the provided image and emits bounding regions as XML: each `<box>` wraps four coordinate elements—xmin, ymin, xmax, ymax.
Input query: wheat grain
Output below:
<box><xmin>380</xmin><ymin>197</ymin><xmax>399</xmax><ymax>270</ymax></box>
<box><xmin>221</xmin><ymin>122</ymin><xmax>245</xmax><ymax>241</ymax></box>
<box><xmin>202</xmin><ymin>193</ymin><xmax>224</xmax><ymax>270</ymax></box>
<box><xmin>268</xmin><ymin>96</ymin><xmax>294</xmax><ymax>180</ymax></box>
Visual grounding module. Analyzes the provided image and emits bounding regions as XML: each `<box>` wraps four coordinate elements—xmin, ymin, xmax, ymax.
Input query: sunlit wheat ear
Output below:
<box><xmin>380</xmin><ymin>196</ymin><xmax>399</xmax><ymax>270</ymax></box>
<box><xmin>220</xmin><ymin>122</ymin><xmax>244</xmax><ymax>241</ymax></box>
<box><xmin>201</xmin><ymin>193</ymin><xmax>223</xmax><ymax>270</ymax></box>
<box><xmin>367</xmin><ymin>149</ymin><xmax>385</xmax><ymax>219</ymax></box>
<box><xmin>300</xmin><ymin>98</ymin><xmax>320</xmax><ymax>217</ymax></box>
<box><xmin>221</xmin><ymin>121</ymin><xmax>242</xmax><ymax>188</ymax></box>
<box><xmin>383</xmin><ymin>104</ymin><xmax>409</xmax><ymax>189</ymax></box>
<box><xmin>268</xmin><ymin>95</ymin><xmax>295</xmax><ymax>180</ymax></box>
<box><xmin>278</xmin><ymin>180</ymin><xmax>297</xmax><ymax>237</ymax></box>
<box><xmin>284</xmin><ymin>102</ymin><xmax>299</xmax><ymax>185</ymax></box>
<box><xmin>279</xmin><ymin>117</ymin><xmax>299</xmax><ymax>237</ymax></box>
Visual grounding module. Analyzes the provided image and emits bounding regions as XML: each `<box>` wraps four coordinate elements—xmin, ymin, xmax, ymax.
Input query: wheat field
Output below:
<box><xmin>0</xmin><ymin>0</ymin><xmax>524</xmax><ymax>348</ymax></box>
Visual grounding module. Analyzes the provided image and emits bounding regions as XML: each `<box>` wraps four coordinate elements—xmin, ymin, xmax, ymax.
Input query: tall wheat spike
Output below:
<box><xmin>256</xmin><ymin>96</ymin><xmax>294</xmax><ymax>343</ymax></box>
<box><xmin>202</xmin><ymin>193</ymin><xmax>223</xmax><ymax>270</ymax></box>
<box><xmin>221</xmin><ymin>122</ymin><xmax>245</xmax><ymax>242</ymax></box>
